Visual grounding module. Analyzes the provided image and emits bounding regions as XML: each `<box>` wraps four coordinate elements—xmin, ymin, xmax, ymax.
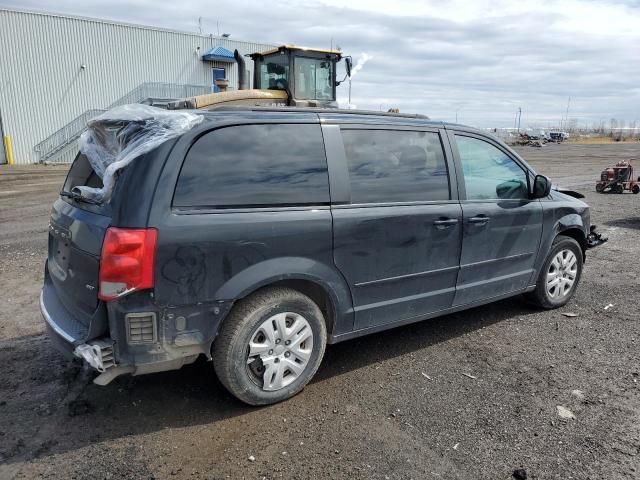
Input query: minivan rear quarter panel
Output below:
<box><xmin>147</xmin><ymin>115</ymin><xmax>356</xmax><ymax>347</ymax></box>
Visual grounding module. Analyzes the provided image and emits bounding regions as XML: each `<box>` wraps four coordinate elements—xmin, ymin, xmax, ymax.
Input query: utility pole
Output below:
<box><xmin>560</xmin><ymin>96</ymin><xmax>570</xmax><ymax>131</ymax></box>
<box><xmin>348</xmin><ymin>79</ymin><xmax>352</xmax><ymax>105</ymax></box>
<box><xmin>517</xmin><ymin>107</ymin><xmax>522</xmax><ymax>132</ymax></box>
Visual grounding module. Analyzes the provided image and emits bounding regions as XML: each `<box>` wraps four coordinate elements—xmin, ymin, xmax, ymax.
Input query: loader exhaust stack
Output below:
<box><xmin>234</xmin><ymin>49</ymin><xmax>248</xmax><ymax>91</ymax></box>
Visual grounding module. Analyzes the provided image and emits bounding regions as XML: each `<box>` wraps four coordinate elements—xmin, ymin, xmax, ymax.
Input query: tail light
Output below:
<box><xmin>99</xmin><ymin>227</ymin><xmax>158</xmax><ymax>301</ymax></box>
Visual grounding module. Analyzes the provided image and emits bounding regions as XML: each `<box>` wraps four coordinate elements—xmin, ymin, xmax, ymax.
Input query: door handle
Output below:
<box><xmin>433</xmin><ymin>218</ymin><xmax>458</xmax><ymax>229</ymax></box>
<box><xmin>468</xmin><ymin>216</ymin><xmax>490</xmax><ymax>224</ymax></box>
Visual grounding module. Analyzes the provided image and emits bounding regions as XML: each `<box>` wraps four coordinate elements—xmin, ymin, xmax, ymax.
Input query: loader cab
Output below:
<box><xmin>250</xmin><ymin>45</ymin><xmax>344</xmax><ymax>108</ymax></box>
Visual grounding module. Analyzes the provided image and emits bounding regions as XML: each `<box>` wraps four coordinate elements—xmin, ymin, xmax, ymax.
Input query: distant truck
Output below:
<box><xmin>526</xmin><ymin>130</ymin><xmax>548</xmax><ymax>141</ymax></box>
<box><xmin>549</xmin><ymin>131</ymin><xmax>569</xmax><ymax>142</ymax></box>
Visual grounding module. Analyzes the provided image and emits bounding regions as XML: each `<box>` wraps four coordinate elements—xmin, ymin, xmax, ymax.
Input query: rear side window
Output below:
<box><xmin>341</xmin><ymin>129</ymin><xmax>449</xmax><ymax>204</ymax></box>
<box><xmin>174</xmin><ymin>124</ymin><xmax>329</xmax><ymax>208</ymax></box>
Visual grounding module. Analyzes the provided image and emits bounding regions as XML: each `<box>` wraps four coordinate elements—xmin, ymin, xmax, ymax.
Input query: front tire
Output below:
<box><xmin>526</xmin><ymin>235</ymin><xmax>583</xmax><ymax>309</ymax></box>
<box><xmin>212</xmin><ymin>287</ymin><xmax>327</xmax><ymax>405</ymax></box>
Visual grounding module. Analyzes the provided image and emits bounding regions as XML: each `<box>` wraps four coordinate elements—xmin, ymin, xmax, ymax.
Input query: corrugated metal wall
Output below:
<box><xmin>0</xmin><ymin>9</ymin><xmax>274</xmax><ymax>164</ymax></box>
<box><xmin>0</xmin><ymin>111</ymin><xmax>6</xmax><ymax>164</ymax></box>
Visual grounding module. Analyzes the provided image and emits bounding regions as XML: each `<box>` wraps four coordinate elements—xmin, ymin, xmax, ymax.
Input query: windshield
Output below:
<box><xmin>294</xmin><ymin>57</ymin><xmax>334</xmax><ymax>101</ymax></box>
<box><xmin>256</xmin><ymin>53</ymin><xmax>290</xmax><ymax>91</ymax></box>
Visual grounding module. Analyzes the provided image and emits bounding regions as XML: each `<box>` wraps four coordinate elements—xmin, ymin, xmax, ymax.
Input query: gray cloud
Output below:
<box><xmin>4</xmin><ymin>0</ymin><xmax>640</xmax><ymax>127</ymax></box>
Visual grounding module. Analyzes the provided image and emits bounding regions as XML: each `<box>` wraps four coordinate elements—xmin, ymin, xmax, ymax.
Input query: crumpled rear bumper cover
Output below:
<box><xmin>40</xmin><ymin>289</ymin><xmax>111</xmax><ymax>365</ymax></box>
<box><xmin>41</xmin><ymin>288</ymin><xmax>205</xmax><ymax>385</ymax></box>
<box><xmin>586</xmin><ymin>225</ymin><xmax>607</xmax><ymax>249</ymax></box>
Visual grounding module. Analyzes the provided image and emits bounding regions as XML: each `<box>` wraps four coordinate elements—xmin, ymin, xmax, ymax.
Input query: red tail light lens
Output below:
<box><xmin>99</xmin><ymin>227</ymin><xmax>157</xmax><ymax>301</ymax></box>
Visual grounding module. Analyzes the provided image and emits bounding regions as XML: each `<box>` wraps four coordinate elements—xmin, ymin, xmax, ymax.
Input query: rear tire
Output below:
<box><xmin>212</xmin><ymin>287</ymin><xmax>327</xmax><ymax>405</ymax></box>
<box><xmin>632</xmin><ymin>184</ymin><xmax>640</xmax><ymax>194</ymax></box>
<box><xmin>526</xmin><ymin>235</ymin><xmax>583</xmax><ymax>309</ymax></box>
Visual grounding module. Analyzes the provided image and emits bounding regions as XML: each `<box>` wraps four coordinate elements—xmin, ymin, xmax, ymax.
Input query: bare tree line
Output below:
<box><xmin>568</xmin><ymin>119</ymin><xmax>640</xmax><ymax>141</ymax></box>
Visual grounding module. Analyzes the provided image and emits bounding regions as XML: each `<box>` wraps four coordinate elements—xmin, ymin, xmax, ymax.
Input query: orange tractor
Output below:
<box><xmin>596</xmin><ymin>160</ymin><xmax>640</xmax><ymax>194</ymax></box>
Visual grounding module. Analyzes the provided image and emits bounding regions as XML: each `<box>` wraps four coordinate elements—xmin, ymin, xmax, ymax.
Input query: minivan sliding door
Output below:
<box><xmin>327</xmin><ymin>126</ymin><xmax>462</xmax><ymax>331</ymax></box>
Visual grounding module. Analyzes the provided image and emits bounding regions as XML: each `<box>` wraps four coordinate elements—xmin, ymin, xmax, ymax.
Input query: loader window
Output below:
<box><xmin>256</xmin><ymin>54</ymin><xmax>290</xmax><ymax>91</ymax></box>
<box><xmin>294</xmin><ymin>57</ymin><xmax>334</xmax><ymax>101</ymax></box>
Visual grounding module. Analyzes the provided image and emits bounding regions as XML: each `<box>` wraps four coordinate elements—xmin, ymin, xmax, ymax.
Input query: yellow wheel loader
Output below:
<box><xmin>168</xmin><ymin>45</ymin><xmax>352</xmax><ymax>110</ymax></box>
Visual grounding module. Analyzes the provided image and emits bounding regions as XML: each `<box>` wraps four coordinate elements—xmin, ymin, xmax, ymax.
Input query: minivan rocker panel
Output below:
<box><xmin>41</xmin><ymin>107</ymin><xmax>606</xmax><ymax>404</ymax></box>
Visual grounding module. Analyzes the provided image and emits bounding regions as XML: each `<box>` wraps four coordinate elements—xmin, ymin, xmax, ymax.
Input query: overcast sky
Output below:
<box><xmin>3</xmin><ymin>0</ymin><xmax>639</xmax><ymax>127</ymax></box>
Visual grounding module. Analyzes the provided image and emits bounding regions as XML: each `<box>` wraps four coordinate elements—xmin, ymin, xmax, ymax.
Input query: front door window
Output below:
<box><xmin>455</xmin><ymin>135</ymin><xmax>528</xmax><ymax>200</ymax></box>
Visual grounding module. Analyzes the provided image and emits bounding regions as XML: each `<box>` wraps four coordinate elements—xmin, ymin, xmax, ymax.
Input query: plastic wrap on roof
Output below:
<box><xmin>74</xmin><ymin>104</ymin><xmax>203</xmax><ymax>203</ymax></box>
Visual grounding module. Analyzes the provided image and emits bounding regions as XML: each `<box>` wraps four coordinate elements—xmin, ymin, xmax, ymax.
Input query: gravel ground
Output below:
<box><xmin>0</xmin><ymin>143</ymin><xmax>639</xmax><ymax>480</ymax></box>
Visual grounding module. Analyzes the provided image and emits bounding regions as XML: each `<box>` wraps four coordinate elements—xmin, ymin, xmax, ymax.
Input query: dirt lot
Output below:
<box><xmin>0</xmin><ymin>143</ymin><xmax>639</xmax><ymax>479</ymax></box>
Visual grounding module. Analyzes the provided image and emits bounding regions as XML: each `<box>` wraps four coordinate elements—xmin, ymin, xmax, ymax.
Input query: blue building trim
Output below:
<box><xmin>202</xmin><ymin>46</ymin><xmax>235</xmax><ymax>63</ymax></box>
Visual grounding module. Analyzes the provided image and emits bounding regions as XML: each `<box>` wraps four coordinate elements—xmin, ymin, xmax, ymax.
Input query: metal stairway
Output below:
<box><xmin>34</xmin><ymin>82</ymin><xmax>209</xmax><ymax>163</ymax></box>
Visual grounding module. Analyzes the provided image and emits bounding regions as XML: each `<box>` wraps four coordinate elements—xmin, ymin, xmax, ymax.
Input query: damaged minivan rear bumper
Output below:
<box><xmin>40</xmin><ymin>287</ymin><xmax>120</xmax><ymax>380</ymax></box>
<box><xmin>40</xmin><ymin>276</ymin><xmax>228</xmax><ymax>385</ymax></box>
<box><xmin>41</xmin><ymin>288</ymin><xmax>202</xmax><ymax>385</ymax></box>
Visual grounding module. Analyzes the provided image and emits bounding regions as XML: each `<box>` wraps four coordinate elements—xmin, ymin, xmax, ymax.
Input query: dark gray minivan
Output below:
<box><xmin>41</xmin><ymin>107</ymin><xmax>605</xmax><ymax>405</ymax></box>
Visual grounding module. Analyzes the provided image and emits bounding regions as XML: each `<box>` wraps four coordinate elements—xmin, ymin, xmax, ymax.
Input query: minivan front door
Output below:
<box><xmin>450</xmin><ymin>132</ymin><xmax>543</xmax><ymax>306</ymax></box>
<box><xmin>327</xmin><ymin>126</ymin><xmax>462</xmax><ymax>331</ymax></box>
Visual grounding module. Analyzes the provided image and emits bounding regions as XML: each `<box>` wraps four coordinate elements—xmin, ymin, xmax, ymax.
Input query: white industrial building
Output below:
<box><xmin>0</xmin><ymin>8</ymin><xmax>274</xmax><ymax>165</ymax></box>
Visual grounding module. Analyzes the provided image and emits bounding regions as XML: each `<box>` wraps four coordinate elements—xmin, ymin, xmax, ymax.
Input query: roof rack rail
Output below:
<box><xmin>211</xmin><ymin>105</ymin><xmax>430</xmax><ymax>120</ymax></box>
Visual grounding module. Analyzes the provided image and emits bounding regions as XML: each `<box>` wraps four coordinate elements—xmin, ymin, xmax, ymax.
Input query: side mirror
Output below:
<box><xmin>532</xmin><ymin>174</ymin><xmax>552</xmax><ymax>198</ymax></box>
<box><xmin>345</xmin><ymin>56</ymin><xmax>352</xmax><ymax>77</ymax></box>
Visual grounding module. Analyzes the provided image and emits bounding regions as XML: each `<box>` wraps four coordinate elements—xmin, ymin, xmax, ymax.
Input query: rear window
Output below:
<box><xmin>60</xmin><ymin>153</ymin><xmax>108</xmax><ymax>213</ymax></box>
<box><xmin>63</xmin><ymin>153</ymin><xmax>104</xmax><ymax>192</ymax></box>
<box><xmin>341</xmin><ymin>129</ymin><xmax>450</xmax><ymax>204</ymax></box>
<box><xmin>174</xmin><ymin>124</ymin><xmax>330</xmax><ymax>208</ymax></box>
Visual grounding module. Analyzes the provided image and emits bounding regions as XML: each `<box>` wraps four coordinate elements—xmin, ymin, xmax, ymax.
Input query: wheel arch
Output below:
<box><xmin>214</xmin><ymin>257</ymin><xmax>354</xmax><ymax>340</ymax></box>
<box><xmin>556</xmin><ymin>219</ymin><xmax>587</xmax><ymax>260</ymax></box>
<box><xmin>268</xmin><ymin>279</ymin><xmax>336</xmax><ymax>334</ymax></box>
<box><xmin>532</xmin><ymin>212</ymin><xmax>588</xmax><ymax>284</ymax></box>
<box><xmin>558</xmin><ymin>227</ymin><xmax>586</xmax><ymax>251</ymax></box>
